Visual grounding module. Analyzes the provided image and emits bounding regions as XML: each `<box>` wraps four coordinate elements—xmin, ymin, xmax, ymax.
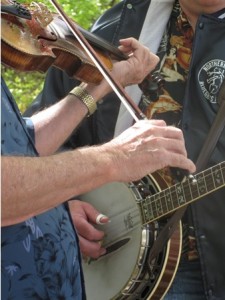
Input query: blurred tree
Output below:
<box><xmin>2</xmin><ymin>0</ymin><xmax>119</xmax><ymax>112</ymax></box>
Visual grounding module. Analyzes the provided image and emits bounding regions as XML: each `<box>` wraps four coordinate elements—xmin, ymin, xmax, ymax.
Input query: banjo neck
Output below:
<box><xmin>139</xmin><ymin>161</ymin><xmax>225</xmax><ymax>225</ymax></box>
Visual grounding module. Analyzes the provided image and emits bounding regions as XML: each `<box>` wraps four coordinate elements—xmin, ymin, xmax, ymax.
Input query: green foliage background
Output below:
<box><xmin>2</xmin><ymin>0</ymin><xmax>119</xmax><ymax>112</ymax></box>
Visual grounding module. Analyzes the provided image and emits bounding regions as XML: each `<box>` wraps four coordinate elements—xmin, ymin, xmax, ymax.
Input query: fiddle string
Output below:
<box><xmin>49</xmin><ymin>0</ymin><xmax>146</xmax><ymax>122</ymax></box>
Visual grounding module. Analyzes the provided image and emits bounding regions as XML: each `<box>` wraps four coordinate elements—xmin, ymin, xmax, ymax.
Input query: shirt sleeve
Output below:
<box><xmin>23</xmin><ymin>117</ymin><xmax>35</xmax><ymax>144</ymax></box>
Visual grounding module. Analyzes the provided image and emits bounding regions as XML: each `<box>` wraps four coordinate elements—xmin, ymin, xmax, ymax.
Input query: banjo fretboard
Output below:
<box><xmin>140</xmin><ymin>161</ymin><xmax>225</xmax><ymax>224</ymax></box>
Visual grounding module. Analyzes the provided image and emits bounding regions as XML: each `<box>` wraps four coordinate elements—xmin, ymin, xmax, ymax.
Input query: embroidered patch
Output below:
<box><xmin>198</xmin><ymin>59</ymin><xmax>225</xmax><ymax>103</ymax></box>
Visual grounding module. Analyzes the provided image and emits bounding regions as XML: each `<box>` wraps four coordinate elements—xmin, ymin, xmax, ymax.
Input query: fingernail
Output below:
<box><xmin>96</xmin><ymin>214</ymin><xmax>108</xmax><ymax>225</ymax></box>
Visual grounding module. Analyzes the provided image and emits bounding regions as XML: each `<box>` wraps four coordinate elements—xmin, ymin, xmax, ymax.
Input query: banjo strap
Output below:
<box><xmin>148</xmin><ymin>79</ymin><xmax>225</xmax><ymax>263</ymax></box>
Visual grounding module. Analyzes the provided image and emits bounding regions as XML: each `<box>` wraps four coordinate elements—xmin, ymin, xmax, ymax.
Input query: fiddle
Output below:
<box><xmin>2</xmin><ymin>0</ymin><xmax>152</xmax><ymax>120</ymax></box>
<box><xmin>1</xmin><ymin>0</ymin><xmax>127</xmax><ymax>84</ymax></box>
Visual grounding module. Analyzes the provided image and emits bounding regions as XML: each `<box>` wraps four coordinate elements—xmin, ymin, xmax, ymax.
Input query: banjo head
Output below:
<box><xmin>80</xmin><ymin>181</ymin><xmax>145</xmax><ymax>300</ymax></box>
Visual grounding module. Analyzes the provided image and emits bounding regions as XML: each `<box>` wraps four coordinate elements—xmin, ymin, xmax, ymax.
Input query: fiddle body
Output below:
<box><xmin>1</xmin><ymin>0</ymin><xmax>125</xmax><ymax>84</ymax></box>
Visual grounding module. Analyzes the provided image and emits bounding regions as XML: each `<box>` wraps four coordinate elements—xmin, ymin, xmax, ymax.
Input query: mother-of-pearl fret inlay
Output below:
<box><xmin>175</xmin><ymin>183</ymin><xmax>186</xmax><ymax>206</ymax></box>
<box><xmin>214</xmin><ymin>166</ymin><xmax>223</xmax><ymax>186</ymax></box>
<box><xmin>139</xmin><ymin>161</ymin><xmax>225</xmax><ymax>224</ymax></box>
<box><xmin>195</xmin><ymin>173</ymin><xmax>207</xmax><ymax>194</ymax></box>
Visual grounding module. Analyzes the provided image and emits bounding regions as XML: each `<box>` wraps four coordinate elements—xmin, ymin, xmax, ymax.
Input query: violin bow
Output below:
<box><xmin>49</xmin><ymin>0</ymin><xmax>146</xmax><ymax>122</ymax></box>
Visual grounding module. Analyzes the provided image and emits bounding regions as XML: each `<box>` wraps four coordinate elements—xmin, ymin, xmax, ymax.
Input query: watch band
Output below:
<box><xmin>69</xmin><ymin>86</ymin><xmax>97</xmax><ymax>116</ymax></box>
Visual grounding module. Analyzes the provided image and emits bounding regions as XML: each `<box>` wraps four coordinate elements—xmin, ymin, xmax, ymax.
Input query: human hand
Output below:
<box><xmin>112</xmin><ymin>37</ymin><xmax>159</xmax><ymax>87</ymax></box>
<box><xmin>83</xmin><ymin>38</ymin><xmax>159</xmax><ymax>100</ymax></box>
<box><xmin>68</xmin><ymin>200</ymin><xmax>109</xmax><ymax>259</ymax></box>
<box><xmin>104</xmin><ymin>119</ymin><xmax>196</xmax><ymax>182</ymax></box>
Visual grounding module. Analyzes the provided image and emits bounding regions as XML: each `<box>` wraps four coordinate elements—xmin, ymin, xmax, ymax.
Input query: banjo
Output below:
<box><xmin>80</xmin><ymin>161</ymin><xmax>225</xmax><ymax>300</ymax></box>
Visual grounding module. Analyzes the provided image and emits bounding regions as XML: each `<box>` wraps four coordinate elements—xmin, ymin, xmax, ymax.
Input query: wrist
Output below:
<box><xmin>83</xmin><ymin>79</ymin><xmax>111</xmax><ymax>102</ymax></box>
<box><xmin>69</xmin><ymin>85</ymin><xmax>97</xmax><ymax>117</ymax></box>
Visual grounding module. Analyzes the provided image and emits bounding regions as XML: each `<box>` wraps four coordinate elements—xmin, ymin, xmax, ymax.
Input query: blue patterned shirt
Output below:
<box><xmin>1</xmin><ymin>78</ymin><xmax>85</xmax><ymax>300</ymax></box>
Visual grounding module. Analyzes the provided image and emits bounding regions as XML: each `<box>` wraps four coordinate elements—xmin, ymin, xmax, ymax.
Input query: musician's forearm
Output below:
<box><xmin>1</xmin><ymin>148</ymin><xmax>113</xmax><ymax>226</ymax></box>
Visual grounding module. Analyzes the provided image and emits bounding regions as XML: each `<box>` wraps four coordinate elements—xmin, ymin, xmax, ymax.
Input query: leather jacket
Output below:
<box><xmin>25</xmin><ymin>1</ymin><xmax>225</xmax><ymax>298</ymax></box>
